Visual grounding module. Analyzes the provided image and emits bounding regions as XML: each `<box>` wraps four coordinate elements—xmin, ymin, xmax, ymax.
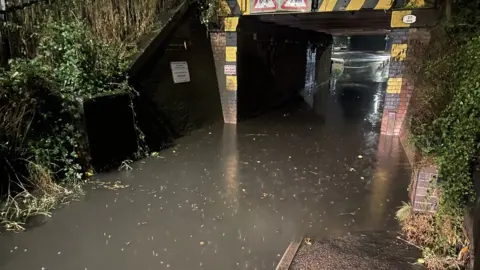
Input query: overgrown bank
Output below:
<box><xmin>0</xmin><ymin>0</ymin><xmax>224</xmax><ymax>231</ymax></box>
<box><xmin>0</xmin><ymin>0</ymin><xmax>227</xmax><ymax>231</ymax></box>
<box><xmin>0</xmin><ymin>20</ymin><xmax>143</xmax><ymax>232</ymax></box>
<box><xmin>397</xmin><ymin>1</ymin><xmax>480</xmax><ymax>269</ymax></box>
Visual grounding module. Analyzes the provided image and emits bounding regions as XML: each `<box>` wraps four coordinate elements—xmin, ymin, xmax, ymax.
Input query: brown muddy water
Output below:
<box><xmin>0</xmin><ymin>82</ymin><xmax>416</xmax><ymax>270</ymax></box>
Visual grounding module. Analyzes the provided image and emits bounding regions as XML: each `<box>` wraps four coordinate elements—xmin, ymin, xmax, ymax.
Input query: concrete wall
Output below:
<box><xmin>311</xmin><ymin>44</ymin><xmax>332</xmax><ymax>119</ymax></box>
<box><xmin>237</xmin><ymin>18</ymin><xmax>308</xmax><ymax>119</ymax></box>
<box><xmin>131</xmin><ymin>6</ymin><xmax>222</xmax><ymax>151</ymax></box>
<box><xmin>210</xmin><ymin>16</ymin><xmax>332</xmax><ymax>122</ymax></box>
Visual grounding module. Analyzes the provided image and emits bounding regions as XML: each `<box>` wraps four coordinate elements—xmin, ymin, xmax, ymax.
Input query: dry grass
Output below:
<box><xmin>0</xmin><ymin>162</ymin><xmax>82</xmax><ymax>231</ymax></box>
<box><xmin>5</xmin><ymin>0</ymin><xmax>182</xmax><ymax>58</ymax></box>
<box><xmin>424</xmin><ymin>254</ymin><xmax>464</xmax><ymax>270</ymax></box>
<box><xmin>399</xmin><ymin>210</ymin><xmax>436</xmax><ymax>247</ymax></box>
<box><xmin>396</xmin><ymin>203</ymin><xmax>469</xmax><ymax>269</ymax></box>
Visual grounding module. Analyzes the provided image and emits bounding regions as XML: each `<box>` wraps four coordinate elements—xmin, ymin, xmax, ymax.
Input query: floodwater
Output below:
<box><xmin>0</xmin><ymin>81</ymin><xmax>413</xmax><ymax>269</ymax></box>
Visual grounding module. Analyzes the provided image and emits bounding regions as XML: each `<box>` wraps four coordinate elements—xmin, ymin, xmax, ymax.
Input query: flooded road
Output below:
<box><xmin>0</xmin><ymin>82</ymin><xmax>413</xmax><ymax>270</ymax></box>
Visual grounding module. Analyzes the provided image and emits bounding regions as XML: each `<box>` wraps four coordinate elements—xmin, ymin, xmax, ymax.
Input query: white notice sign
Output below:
<box><xmin>170</xmin><ymin>61</ymin><xmax>190</xmax><ymax>84</ymax></box>
<box><xmin>402</xmin><ymin>15</ymin><xmax>417</xmax><ymax>24</ymax></box>
<box><xmin>281</xmin><ymin>0</ymin><xmax>307</xmax><ymax>9</ymax></box>
<box><xmin>224</xmin><ymin>65</ymin><xmax>236</xmax><ymax>75</ymax></box>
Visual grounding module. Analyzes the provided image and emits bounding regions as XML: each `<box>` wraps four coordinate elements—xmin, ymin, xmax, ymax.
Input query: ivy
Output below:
<box><xmin>413</xmin><ymin>36</ymin><xmax>480</xmax><ymax>215</ymax></box>
<box><xmin>0</xmin><ymin>20</ymin><xmax>139</xmax><ymax>185</ymax></box>
<box><xmin>407</xmin><ymin>5</ymin><xmax>480</xmax><ymax>260</ymax></box>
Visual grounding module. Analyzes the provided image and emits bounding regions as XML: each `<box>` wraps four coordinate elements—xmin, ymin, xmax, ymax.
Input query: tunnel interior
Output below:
<box><xmin>236</xmin><ymin>13</ymin><xmax>391</xmax><ymax>133</ymax></box>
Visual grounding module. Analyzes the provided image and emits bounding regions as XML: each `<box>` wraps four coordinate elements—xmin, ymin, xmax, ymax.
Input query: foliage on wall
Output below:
<box><xmin>401</xmin><ymin>0</ymin><xmax>480</xmax><ymax>267</ymax></box>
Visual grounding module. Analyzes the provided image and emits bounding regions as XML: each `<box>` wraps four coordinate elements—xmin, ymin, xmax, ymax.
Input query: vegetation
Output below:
<box><xmin>3</xmin><ymin>0</ymin><xmax>181</xmax><ymax>59</ymax></box>
<box><xmin>0</xmin><ymin>0</ymin><xmax>198</xmax><ymax>230</ymax></box>
<box><xmin>0</xmin><ymin>20</ymin><xmax>138</xmax><ymax>230</ymax></box>
<box><xmin>0</xmin><ymin>0</ymin><xmax>227</xmax><ymax>230</ymax></box>
<box><xmin>398</xmin><ymin>0</ymin><xmax>480</xmax><ymax>268</ymax></box>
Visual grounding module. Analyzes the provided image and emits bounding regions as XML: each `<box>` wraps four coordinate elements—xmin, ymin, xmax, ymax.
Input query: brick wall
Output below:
<box><xmin>411</xmin><ymin>166</ymin><xmax>439</xmax><ymax>212</ymax></box>
<box><xmin>381</xmin><ymin>28</ymin><xmax>431</xmax><ymax>136</ymax></box>
<box><xmin>380</xmin><ymin>27</ymin><xmax>438</xmax><ymax>213</ymax></box>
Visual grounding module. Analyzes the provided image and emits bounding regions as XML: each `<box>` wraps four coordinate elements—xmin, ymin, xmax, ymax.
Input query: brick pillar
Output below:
<box><xmin>381</xmin><ymin>27</ymin><xmax>437</xmax><ymax>212</ymax></box>
<box><xmin>381</xmin><ymin>28</ymin><xmax>431</xmax><ymax>136</ymax></box>
<box><xmin>210</xmin><ymin>17</ymin><xmax>239</xmax><ymax>124</ymax></box>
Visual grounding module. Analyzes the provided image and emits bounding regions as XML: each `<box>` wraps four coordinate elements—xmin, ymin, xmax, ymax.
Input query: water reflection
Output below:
<box><xmin>301</xmin><ymin>44</ymin><xmax>317</xmax><ymax>108</ymax></box>
<box><xmin>367</xmin><ymin>135</ymin><xmax>403</xmax><ymax>227</ymax></box>
<box><xmin>221</xmin><ymin>124</ymin><xmax>240</xmax><ymax>212</ymax></box>
<box><xmin>332</xmin><ymin>51</ymin><xmax>390</xmax><ymax>83</ymax></box>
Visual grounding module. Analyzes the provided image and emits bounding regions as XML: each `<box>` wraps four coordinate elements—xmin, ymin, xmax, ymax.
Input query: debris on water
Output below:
<box><xmin>200</xmin><ymin>241</ymin><xmax>205</xmax><ymax>246</ymax></box>
<box><xmin>358</xmin><ymin>155</ymin><xmax>363</xmax><ymax>159</ymax></box>
<box><xmin>305</xmin><ymin>238</ymin><xmax>312</xmax><ymax>245</ymax></box>
<box><xmin>339</xmin><ymin>212</ymin><xmax>356</xmax><ymax>216</ymax></box>
<box><xmin>118</xmin><ymin>160</ymin><xmax>133</xmax><ymax>171</ymax></box>
<box><xmin>360</xmin><ymin>176</ymin><xmax>364</xmax><ymax>180</ymax></box>
<box><xmin>417</xmin><ymin>258</ymin><xmax>425</xmax><ymax>264</ymax></box>
<box><xmin>150</xmin><ymin>152</ymin><xmax>160</xmax><ymax>157</ymax></box>
<box><xmin>93</xmin><ymin>180</ymin><xmax>129</xmax><ymax>190</ymax></box>
<box><xmin>349</xmin><ymin>167</ymin><xmax>356</xmax><ymax>172</ymax></box>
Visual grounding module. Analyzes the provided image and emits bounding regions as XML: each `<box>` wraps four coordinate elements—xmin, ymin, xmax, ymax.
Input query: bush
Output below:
<box><xmin>0</xmin><ymin>20</ymin><xmax>137</xmax><ymax>228</ymax></box>
<box><xmin>403</xmin><ymin>1</ymin><xmax>480</xmax><ymax>267</ymax></box>
<box><xmin>2</xmin><ymin>20</ymin><xmax>133</xmax><ymax>180</ymax></box>
<box><xmin>397</xmin><ymin>204</ymin><xmax>468</xmax><ymax>269</ymax></box>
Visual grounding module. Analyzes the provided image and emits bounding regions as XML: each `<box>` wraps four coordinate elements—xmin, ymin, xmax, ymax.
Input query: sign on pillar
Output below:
<box><xmin>251</xmin><ymin>0</ymin><xmax>277</xmax><ymax>13</ymax></box>
<box><xmin>224</xmin><ymin>17</ymin><xmax>238</xmax><ymax>92</ymax></box>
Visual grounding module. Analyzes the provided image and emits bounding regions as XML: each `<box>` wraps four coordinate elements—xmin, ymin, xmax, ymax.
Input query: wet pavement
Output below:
<box><xmin>291</xmin><ymin>232</ymin><xmax>422</xmax><ymax>269</ymax></box>
<box><xmin>0</xmin><ymin>82</ymin><xmax>413</xmax><ymax>270</ymax></box>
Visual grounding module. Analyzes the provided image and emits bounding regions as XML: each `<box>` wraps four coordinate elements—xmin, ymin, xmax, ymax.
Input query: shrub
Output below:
<box><xmin>0</xmin><ymin>20</ymin><xmax>137</xmax><ymax>228</ymax></box>
<box><xmin>402</xmin><ymin>1</ymin><xmax>480</xmax><ymax>267</ymax></box>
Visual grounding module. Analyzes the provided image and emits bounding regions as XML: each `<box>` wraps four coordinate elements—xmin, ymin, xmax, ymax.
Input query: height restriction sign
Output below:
<box><xmin>252</xmin><ymin>0</ymin><xmax>277</xmax><ymax>13</ymax></box>
<box><xmin>281</xmin><ymin>0</ymin><xmax>308</xmax><ymax>10</ymax></box>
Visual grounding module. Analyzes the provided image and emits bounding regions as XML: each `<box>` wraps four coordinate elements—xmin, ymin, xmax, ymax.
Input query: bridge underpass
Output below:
<box><xmin>205</xmin><ymin>1</ymin><xmax>438</xmax><ymax>267</ymax></box>
<box><xmin>0</xmin><ymin>2</ymin><xmax>439</xmax><ymax>270</ymax></box>
<box><xmin>211</xmin><ymin>1</ymin><xmax>438</xmax><ymax>136</ymax></box>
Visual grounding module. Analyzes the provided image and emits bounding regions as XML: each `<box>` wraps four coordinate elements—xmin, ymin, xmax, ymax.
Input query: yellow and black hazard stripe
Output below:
<box><xmin>224</xmin><ymin>0</ymin><xmax>242</xmax><ymax>15</ymax></box>
<box><xmin>224</xmin><ymin>0</ymin><xmax>251</xmax><ymax>15</ymax></box>
<box><xmin>229</xmin><ymin>0</ymin><xmax>431</xmax><ymax>16</ymax></box>
<box><xmin>317</xmin><ymin>0</ymin><xmax>394</xmax><ymax>12</ymax></box>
